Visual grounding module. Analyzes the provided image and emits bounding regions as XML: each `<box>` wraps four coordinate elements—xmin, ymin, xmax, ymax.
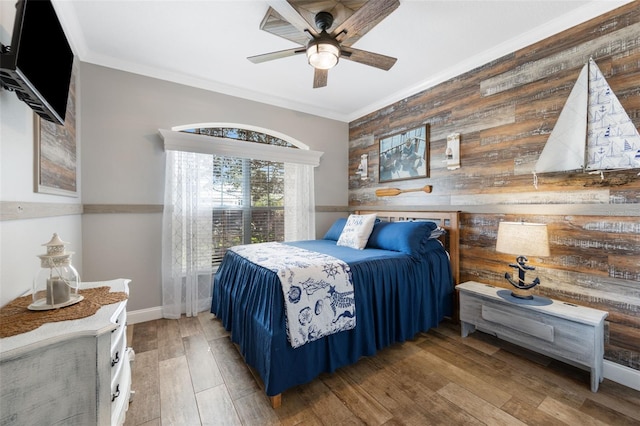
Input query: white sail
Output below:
<box><xmin>586</xmin><ymin>58</ymin><xmax>640</xmax><ymax>171</ymax></box>
<box><xmin>534</xmin><ymin>63</ymin><xmax>588</xmax><ymax>175</ymax></box>
<box><xmin>534</xmin><ymin>58</ymin><xmax>640</xmax><ymax>186</ymax></box>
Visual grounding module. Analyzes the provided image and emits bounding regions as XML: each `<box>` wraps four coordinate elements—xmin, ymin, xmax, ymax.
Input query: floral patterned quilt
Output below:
<box><xmin>230</xmin><ymin>242</ymin><xmax>356</xmax><ymax>348</ymax></box>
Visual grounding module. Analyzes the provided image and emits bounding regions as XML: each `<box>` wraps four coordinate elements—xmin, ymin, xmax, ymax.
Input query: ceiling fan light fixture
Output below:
<box><xmin>251</xmin><ymin>4</ymin><xmax>399</xmax><ymax>87</ymax></box>
<box><xmin>306</xmin><ymin>35</ymin><xmax>340</xmax><ymax>70</ymax></box>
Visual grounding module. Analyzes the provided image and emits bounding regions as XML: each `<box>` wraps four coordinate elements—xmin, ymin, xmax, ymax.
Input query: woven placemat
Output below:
<box><xmin>0</xmin><ymin>286</ymin><xmax>128</xmax><ymax>338</ymax></box>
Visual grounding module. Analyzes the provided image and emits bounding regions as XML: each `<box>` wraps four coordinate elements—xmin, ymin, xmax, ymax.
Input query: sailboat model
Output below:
<box><xmin>533</xmin><ymin>58</ymin><xmax>640</xmax><ymax>186</ymax></box>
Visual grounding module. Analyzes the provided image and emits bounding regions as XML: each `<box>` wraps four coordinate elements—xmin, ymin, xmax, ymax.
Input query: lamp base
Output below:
<box><xmin>504</xmin><ymin>256</ymin><xmax>541</xmax><ymax>300</ymax></box>
<box><xmin>510</xmin><ymin>287</ymin><xmax>534</xmax><ymax>300</ymax></box>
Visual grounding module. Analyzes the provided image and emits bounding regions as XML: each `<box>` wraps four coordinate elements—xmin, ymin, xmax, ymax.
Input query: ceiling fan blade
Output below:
<box><xmin>340</xmin><ymin>46</ymin><xmax>397</xmax><ymax>71</ymax></box>
<box><xmin>260</xmin><ymin>6</ymin><xmax>313</xmax><ymax>46</ymax></box>
<box><xmin>333</xmin><ymin>0</ymin><xmax>400</xmax><ymax>45</ymax></box>
<box><xmin>313</xmin><ymin>68</ymin><xmax>328</xmax><ymax>88</ymax></box>
<box><xmin>248</xmin><ymin>47</ymin><xmax>306</xmax><ymax>64</ymax></box>
<box><xmin>266</xmin><ymin>1</ymin><xmax>318</xmax><ymax>37</ymax></box>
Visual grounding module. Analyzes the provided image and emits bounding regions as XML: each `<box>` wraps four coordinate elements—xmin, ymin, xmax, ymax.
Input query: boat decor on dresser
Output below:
<box><xmin>533</xmin><ymin>57</ymin><xmax>640</xmax><ymax>188</ymax></box>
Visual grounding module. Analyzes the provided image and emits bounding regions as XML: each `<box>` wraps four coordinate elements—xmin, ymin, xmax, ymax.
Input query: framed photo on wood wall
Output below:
<box><xmin>34</xmin><ymin>63</ymin><xmax>77</xmax><ymax>197</ymax></box>
<box><xmin>378</xmin><ymin>124</ymin><xmax>429</xmax><ymax>183</ymax></box>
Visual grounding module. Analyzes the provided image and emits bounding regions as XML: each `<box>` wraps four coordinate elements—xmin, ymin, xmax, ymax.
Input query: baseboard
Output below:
<box><xmin>127</xmin><ymin>306</ymin><xmax>163</xmax><ymax>324</ymax></box>
<box><xmin>603</xmin><ymin>360</ymin><xmax>640</xmax><ymax>391</ymax></box>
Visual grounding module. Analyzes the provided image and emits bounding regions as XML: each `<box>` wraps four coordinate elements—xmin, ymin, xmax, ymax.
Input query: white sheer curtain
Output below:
<box><xmin>162</xmin><ymin>150</ymin><xmax>215</xmax><ymax>319</ymax></box>
<box><xmin>284</xmin><ymin>163</ymin><xmax>315</xmax><ymax>241</ymax></box>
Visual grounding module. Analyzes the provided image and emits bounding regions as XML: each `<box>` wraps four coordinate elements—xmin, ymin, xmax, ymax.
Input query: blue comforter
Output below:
<box><xmin>211</xmin><ymin>239</ymin><xmax>453</xmax><ymax>396</ymax></box>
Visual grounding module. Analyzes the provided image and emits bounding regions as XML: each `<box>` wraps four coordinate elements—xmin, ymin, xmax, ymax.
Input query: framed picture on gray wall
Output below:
<box><xmin>378</xmin><ymin>124</ymin><xmax>429</xmax><ymax>183</ymax></box>
<box><xmin>34</xmin><ymin>63</ymin><xmax>77</xmax><ymax>197</ymax></box>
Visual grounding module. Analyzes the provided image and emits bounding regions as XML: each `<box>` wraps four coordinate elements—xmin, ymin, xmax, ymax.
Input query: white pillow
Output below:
<box><xmin>336</xmin><ymin>214</ymin><xmax>377</xmax><ymax>250</ymax></box>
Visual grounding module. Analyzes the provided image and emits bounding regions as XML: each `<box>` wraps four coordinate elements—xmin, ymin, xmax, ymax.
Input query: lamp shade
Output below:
<box><xmin>496</xmin><ymin>222</ymin><xmax>550</xmax><ymax>257</ymax></box>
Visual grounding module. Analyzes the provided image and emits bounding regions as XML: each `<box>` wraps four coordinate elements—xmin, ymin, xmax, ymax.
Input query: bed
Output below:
<box><xmin>211</xmin><ymin>210</ymin><xmax>460</xmax><ymax>408</ymax></box>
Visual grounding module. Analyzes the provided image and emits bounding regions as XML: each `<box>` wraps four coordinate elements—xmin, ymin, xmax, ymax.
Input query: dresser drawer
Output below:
<box><xmin>110</xmin><ymin>303</ymin><xmax>127</xmax><ymax>349</ymax></box>
<box><xmin>110</xmin><ymin>301</ymin><xmax>127</xmax><ymax>382</ymax></box>
<box><xmin>111</xmin><ymin>326</ymin><xmax>127</xmax><ymax>382</ymax></box>
<box><xmin>111</xmin><ymin>347</ymin><xmax>132</xmax><ymax>424</ymax></box>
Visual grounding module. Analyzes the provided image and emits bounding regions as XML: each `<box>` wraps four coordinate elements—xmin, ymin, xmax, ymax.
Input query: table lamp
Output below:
<box><xmin>495</xmin><ymin>221</ymin><xmax>550</xmax><ymax>299</ymax></box>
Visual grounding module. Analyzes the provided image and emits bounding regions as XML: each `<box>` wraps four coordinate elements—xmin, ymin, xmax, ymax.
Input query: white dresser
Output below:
<box><xmin>0</xmin><ymin>279</ymin><xmax>133</xmax><ymax>425</ymax></box>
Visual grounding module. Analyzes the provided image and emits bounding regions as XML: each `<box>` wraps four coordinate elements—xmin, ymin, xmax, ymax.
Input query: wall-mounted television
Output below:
<box><xmin>0</xmin><ymin>0</ymin><xmax>74</xmax><ymax>125</ymax></box>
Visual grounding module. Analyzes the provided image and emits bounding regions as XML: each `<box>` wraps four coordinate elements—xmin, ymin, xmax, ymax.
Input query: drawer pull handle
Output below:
<box><xmin>111</xmin><ymin>351</ymin><xmax>120</xmax><ymax>367</ymax></box>
<box><xmin>111</xmin><ymin>318</ymin><xmax>121</xmax><ymax>333</ymax></box>
<box><xmin>112</xmin><ymin>384</ymin><xmax>120</xmax><ymax>402</ymax></box>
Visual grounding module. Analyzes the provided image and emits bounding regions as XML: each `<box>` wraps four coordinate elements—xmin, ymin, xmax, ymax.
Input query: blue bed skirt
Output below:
<box><xmin>211</xmin><ymin>239</ymin><xmax>453</xmax><ymax>396</ymax></box>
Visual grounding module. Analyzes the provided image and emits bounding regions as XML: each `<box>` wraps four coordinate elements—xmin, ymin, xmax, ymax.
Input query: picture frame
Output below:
<box><xmin>34</xmin><ymin>63</ymin><xmax>77</xmax><ymax>197</ymax></box>
<box><xmin>378</xmin><ymin>124</ymin><xmax>429</xmax><ymax>183</ymax></box>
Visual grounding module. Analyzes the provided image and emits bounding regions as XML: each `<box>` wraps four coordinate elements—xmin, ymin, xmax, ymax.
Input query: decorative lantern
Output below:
<box><xmin>30</xmin><ymin>233</ymin><xmax>82</xmax><ymax>310</ymax></box>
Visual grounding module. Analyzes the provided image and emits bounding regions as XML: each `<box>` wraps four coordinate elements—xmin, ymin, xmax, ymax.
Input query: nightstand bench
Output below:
<box><xmin>456</xmin><ymin>281</ymin><xmax>608</xmax><ymax>392</ymax></box>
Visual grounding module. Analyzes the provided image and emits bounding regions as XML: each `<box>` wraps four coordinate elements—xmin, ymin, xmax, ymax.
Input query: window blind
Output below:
<box><xmin>210</xmin><ymin>156</ymin><xmax>285</xmax><ymax>265</ymax></box>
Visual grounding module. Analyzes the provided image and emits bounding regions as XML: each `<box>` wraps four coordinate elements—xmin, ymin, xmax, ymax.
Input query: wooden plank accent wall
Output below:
<box><xmin>348</xmin><ymin>2</ymin><xmax>640</xmax><ymax>371</ymax></box>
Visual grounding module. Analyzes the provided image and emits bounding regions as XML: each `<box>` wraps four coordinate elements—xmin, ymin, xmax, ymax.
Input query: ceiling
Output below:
<box><xmin>52</xmin><ymin>0</ymin><xmax>632</xmax><ymax>123</ymax></box>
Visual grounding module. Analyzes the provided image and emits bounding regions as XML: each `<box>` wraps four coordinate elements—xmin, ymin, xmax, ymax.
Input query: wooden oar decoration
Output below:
<box><xmin>375</xmin><ymin>185</ymin><xmax>432</xmax><ymax>197</ymax></box>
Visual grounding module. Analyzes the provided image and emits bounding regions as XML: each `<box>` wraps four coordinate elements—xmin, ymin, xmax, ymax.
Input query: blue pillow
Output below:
<box><xmin>323</xmin><ymin>218</ymin><xmax>348</xmax><ymax>241</ymax></box>
<box><xmin>366</xmin><ymin>221</ymin><xmax>438</xmax><ymax>256</ymax></box>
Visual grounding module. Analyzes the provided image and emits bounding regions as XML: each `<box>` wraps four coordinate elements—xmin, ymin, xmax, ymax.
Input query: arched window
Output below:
<box><xmin>159</xmin><ymin>124</ymin><xmax>323</xmax><ymax>318</ymax></box>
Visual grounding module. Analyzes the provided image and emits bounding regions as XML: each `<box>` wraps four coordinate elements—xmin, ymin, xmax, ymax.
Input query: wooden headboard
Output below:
<box><xmin>355</xmin><ymin>210</ymin><xmax>460</xmax><ymax>287</ymax></box>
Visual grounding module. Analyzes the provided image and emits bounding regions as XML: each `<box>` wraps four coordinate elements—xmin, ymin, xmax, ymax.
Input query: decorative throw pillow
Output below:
<box><xmin>336</xmin><ymin>214</ymin><xmax>377</xmax><ymax>249</ymax></box>
<box><xmin>366</xmin><ymin>220</ymin><xmax>439</xmax><ymax>256</ymax></box>
<box><xmin>323</xmin><ymin>218</ymin><xmax>348</xmax><ymax>241</ymax></box>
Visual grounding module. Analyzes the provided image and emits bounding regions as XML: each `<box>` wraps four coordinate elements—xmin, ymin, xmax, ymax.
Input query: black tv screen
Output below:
<box><xmin>0</xmin><ymin>0</ymin><xmax>74</xmax><ymax>125</ymax></box>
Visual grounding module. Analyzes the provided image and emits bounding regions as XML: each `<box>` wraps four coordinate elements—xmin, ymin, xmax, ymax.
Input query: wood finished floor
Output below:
<box><xmin>123</xmin><ymin>313</ymin><xmax>640</xmax><ymax>426</ymax></box>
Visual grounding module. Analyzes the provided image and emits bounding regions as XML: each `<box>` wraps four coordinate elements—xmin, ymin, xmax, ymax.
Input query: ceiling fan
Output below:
<box><xmin>248</xmin><ymin>0</ymin><xmax>400</xmax><ymax>88</ymax></box>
